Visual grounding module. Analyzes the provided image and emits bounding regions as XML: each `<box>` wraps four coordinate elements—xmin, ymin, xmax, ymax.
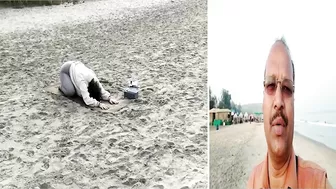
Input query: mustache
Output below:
<box><xmin>270</xmin><ymin>111</ymin><xmax>288</xmax><ymax>126</ymax></box>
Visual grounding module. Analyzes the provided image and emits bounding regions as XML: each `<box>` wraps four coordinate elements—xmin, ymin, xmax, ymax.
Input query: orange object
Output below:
<box><xmin>247</xmin><ymin>149</ymin><xmax>332</xmax><ymax>189</ymax></box>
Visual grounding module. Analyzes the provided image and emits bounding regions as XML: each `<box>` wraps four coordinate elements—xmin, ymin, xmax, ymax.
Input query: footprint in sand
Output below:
<box><xmin>0</xmin><ymin>150</ymin><xmax>13</xmax><ymax>162</ymax></box>
<box><xmin>107</xmin><ymin>186</ymin><xmax>119</xmax><ymax>189</ymax></box>
<box><xmin>152</xmin><ymin>185</ymin><xmax>165</xmax><ymax>189</ymax></box>
<box><xmin>0</xmin><ymin>123</ymin><xmax>5</xmax><ymax>129</ymax></box>
<box><xmin>74</xmin><ymin>143</ymin><xmax>86</xmax><ymax>151</ymax></box>
<box><xmin>42</xmin><ymin>160</ymin><xmax>50</xmax><ymax>170</ymax></box>
<box><xmin>58</xmin><ymin>141</ymin><xmax>73</xmax><ymax>148</ymax></box>
<box><xmin>36</xmin><ymin>144</ymin><xmax>42</xmax><ymax>149</ymax></box>
<box><xmin>38</xmin><ymin>111</ymin><xmax>48</xmax><ymax>116</ymax></box>
<box><xmin>173</xmin><ymin>148</ymin><xmax>182</xmax><ymax>155</ymax></box>
<box><xmin>27</xmin><ymin>150</ymin><xmax>34</xmax><ymax>157</ymax></box>
<box><xmin>79</xmin><ymin>153</ymin><xmax>89</xmax><ymax>161</ymax></box>
<box><xmin>157</xmin><ymin>98</ymin><xmax>168</xmax><ymax>105</ymax></box>
<box><xmin>118</xmin><ymin>165</ymin><xmax>128</xmax><ymax>171</ymax></box>
<box><xmin>185</xmin><ymin>144</ymin><xmax>195</xmax><ymax>153</ymax></box>
<box><xmin>107</xmin><ymin>139</ymin><xmax>117</xmax><ymax>148</ymax></box>
<box><xmin>117</xmin><ymin>140</ymin><xmax>130</xmax><ymax>148</ymax></box>
<box><xmin>16</xmin><ymin>157</ymin><xmax>22</xmax><ymax>163</ymax></box>
<box><xmin>165</xmin><ymin>141</ymin><xmax>175</xmax><ymax>149</ymax></box>
<box><xmin>52</xmin><ymin>148</ymin><xmax>70</xmax><ymax>158</ymax></box>
<box><xmin>39</xmin><ymin>183</ymin><xmax>51</xmax><ymax>189</ymax></box>
<box><xmin>103</xmin><ymin>169</ymin><xmax>118</xmax><ymax>176</ymax></box>
<box><xmin>165</xmin><ymin>168</ymin><xmax>174</xmax><ymax>176</ymax></box>
<box><xmin>122</xmin><ymin>177</ymin><xmax>146</xmax><ymax>186</ymax></box>
<box><xmin>137</xmin><ymin>146</ymin><xmax>143</xmax><ymax>151</ymax></box>
<box><xmin>139</xmin><ymin>117</ymin><xmax>148</xmax><ymax>123</ymax></box>
<box><xmin>139</xmin><ymin>150</ymin><xmax>151</xmax><ymax>158</ymax></box>
<box><xmin>63</xmin><ymin>177</ymin><xmax>73</xmax><ymax>186</ymax></box>
<box><xmin>2</xmin><ymin>184</ymin><xmax>19</xmax><ymax>189</ymax></box>
<box><xmin>124</xmin><ymin>145</ymin><xmax>136</xmax><ymax>152</ymax></box>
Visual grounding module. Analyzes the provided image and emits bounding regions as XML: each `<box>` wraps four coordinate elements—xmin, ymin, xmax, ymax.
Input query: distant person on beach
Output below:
<box><xmin>247</xmin><ymin>38</ymin><xmax>332</xmax><ymax>189</ymax></box>
<box><xmin>59</xmin><ymin>61</ymin><xmax>119</xmax><ymax>110</ymax></box>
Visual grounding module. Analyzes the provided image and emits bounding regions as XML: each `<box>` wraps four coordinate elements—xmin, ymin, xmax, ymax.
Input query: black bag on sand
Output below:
<box><xmin>124</xmin><ymin>80</ymin><xmax>139</xmax><ymax>99</ymax></box>
<box><xmin>124</xmin><ymin>87</ymin><xmax>139</xmax><ymax>99</ymax></box>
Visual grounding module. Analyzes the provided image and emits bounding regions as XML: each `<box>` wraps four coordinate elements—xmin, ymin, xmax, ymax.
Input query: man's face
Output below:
<box><xmin>263</xmin><ymin>42</ymin><xmax>295</xmax><ymax>159</ymax></box>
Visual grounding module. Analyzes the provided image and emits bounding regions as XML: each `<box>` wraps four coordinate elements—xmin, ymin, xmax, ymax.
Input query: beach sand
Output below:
<box><xmin>0</xmin><ymin>0</ymin><xmax>208</xmax><ymax>188</ymax></box>
<box><xmin>210</xmin><ymin>123</ymin><xmax>336</xmax><ymax>188</ymax></box>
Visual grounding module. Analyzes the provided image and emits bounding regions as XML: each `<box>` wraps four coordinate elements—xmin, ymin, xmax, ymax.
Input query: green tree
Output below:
<box><xmin>218</xmin><ymin>89</ymin><xmax>231</xmax><ymax>109</ymax></box>
<box><xmin>209</xmin><ymin>87</ymin><xmax>217</xmax><ymax>109</ymax></box>
<box><xmin>212</xmin><ymin>96</ymin><xmax>218</xmax><ymax>109</ymax></box>
<box><xmin>231</xmin><ymin>101</ymin><xmax>236</xmax><ymax>112</ymax></box>
<box><xmin>237</xmin><ymin>104</ymin><xmax>242</xmax><ymax>113</ymax></box>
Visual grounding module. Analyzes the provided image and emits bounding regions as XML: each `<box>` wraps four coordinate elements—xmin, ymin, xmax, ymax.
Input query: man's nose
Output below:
<box><xmin>274</xmin><ymin>83</ymin><xmax>284</xmax><ymax>110</ymax></box>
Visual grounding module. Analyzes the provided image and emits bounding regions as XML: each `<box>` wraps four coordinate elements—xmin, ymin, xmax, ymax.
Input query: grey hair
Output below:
<box><xmin>264</xmin><ymin>36</ymin><xmax>295</xmax><ymax>84</ymax></box>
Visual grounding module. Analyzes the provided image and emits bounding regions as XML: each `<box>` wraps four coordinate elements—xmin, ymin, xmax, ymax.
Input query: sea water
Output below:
<box><xmin>295</xmin><ymin>110</ymin><xmax>336</xmax><ymax>150</ymax></box>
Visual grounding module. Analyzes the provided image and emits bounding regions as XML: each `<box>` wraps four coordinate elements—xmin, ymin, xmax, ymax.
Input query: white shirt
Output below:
<box><xmin>68</xmin><ymin>61</ymin><xmax>110</xmax><ymax>107</ymax></box>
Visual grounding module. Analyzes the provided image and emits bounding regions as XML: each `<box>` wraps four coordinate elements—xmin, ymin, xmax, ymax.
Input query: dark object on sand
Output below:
<box><xmin>124</xmin><ymin>81</ymin><xmax>139</xmax><ymax>99</ymax></box>
<box><xmin>124</xmin><ymin>87</ymin><xmax>138</xmax><ymax>99</ymax></box>
<box><xmin>124</xmin><ymin>87</ymin><xmax>139</xmax><ymax>99</ymax></box>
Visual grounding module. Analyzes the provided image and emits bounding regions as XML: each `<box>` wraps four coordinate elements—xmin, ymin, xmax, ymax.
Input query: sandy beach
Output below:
<box><xmin>210</xmin><ymin>123</ymin><xmax>336</xmax><ymax>188</ymax></box>
<box><xmin>0</xmin><ymin>0</ymin><xmax>207</xmax><ymax>188</ymax></box>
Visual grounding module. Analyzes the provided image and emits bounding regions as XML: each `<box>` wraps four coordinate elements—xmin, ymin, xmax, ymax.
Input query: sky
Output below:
<box><xmin>208</xmin><ymin>0</ymin><xmax>336</xmax><ymax>114</ymax></box>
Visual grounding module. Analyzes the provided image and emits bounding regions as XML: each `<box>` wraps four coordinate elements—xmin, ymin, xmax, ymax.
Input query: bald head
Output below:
<box><xmin>264</xmin><ymin>37</ymin><xmax>295</xmax><ymax>84</ymax></box>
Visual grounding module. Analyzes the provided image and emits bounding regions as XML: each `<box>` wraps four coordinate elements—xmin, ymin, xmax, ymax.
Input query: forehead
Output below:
<box><xmin>265</xmin><ymin>42</ymin><xmax>293</xmax><ymax>81</ymax></box>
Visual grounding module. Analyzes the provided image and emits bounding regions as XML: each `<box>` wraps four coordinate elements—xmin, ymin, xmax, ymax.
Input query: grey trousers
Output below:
<box><xmin>60</xmin><ymin>62</ymin><xmax>76</xmax><ymax>97</ymax></box>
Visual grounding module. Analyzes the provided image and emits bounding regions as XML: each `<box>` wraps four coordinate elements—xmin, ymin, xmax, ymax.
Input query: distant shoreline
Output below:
<box><xmin>294</xmin><ymin>131</ymin><xmax>336</xmax><ymax>152</ymax></box>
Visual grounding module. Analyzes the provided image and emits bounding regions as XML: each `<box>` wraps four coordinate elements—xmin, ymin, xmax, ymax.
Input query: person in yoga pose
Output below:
<box><xmin>59</xmin><ymin>60</ymin><xmax>118</xmax><ymax>110</ymax></box>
